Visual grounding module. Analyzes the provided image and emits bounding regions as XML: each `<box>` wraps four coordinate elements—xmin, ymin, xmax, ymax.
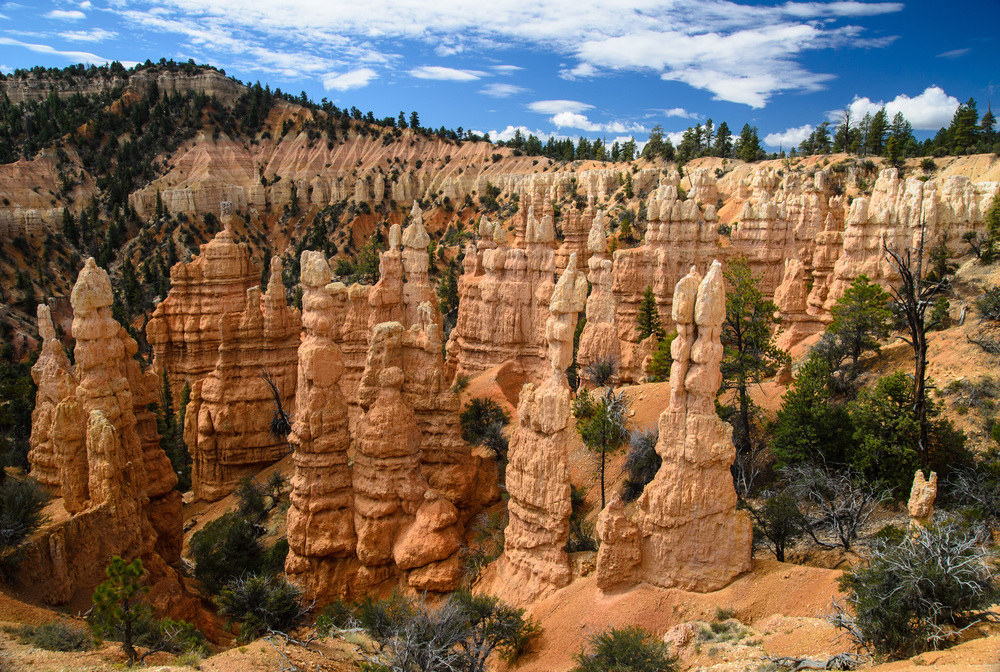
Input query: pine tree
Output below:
<box><xmin>88</xmin><ymin>557</ymin><xmax>151</xmax><ymax>665</ymax></box>
<box><xmin>713</xmin><ymin>121</ymin><xmax>732</xmax><ymax>157</ymax></box>
<box><xmin>721</xmin><ymin>259</ymin><xmax>789</xmax><ymax>456</ymax></box>
<box><xmin>635</xmin><ymin>286</ymin><xmax>665</xmax><ymax>342</ymax></box>
<box><xmin>61</xmin><ymin>207</ymin><xmax>77</xmax><ymax>245</ymax></box>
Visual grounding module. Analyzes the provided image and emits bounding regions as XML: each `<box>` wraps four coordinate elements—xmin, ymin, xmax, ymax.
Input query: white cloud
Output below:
<box><xmin>487</xmin><ymin>125</ymin><xmax>558</xmax><ymax>142</ymax></box>
<box><xmin>764</xmin><ymin>123</ymin><xmax>814</xmax><ymax>148</ymax></box>
<box><xmin>480</xmin><ymin>83</ymin><xmax>527</xmax><ymax>98</ymax></box>
<box><xmin>937</xmin><ymin>48</ymin><xmax>970</xmax><ymax>59</ymax></box>
<box><xmin>44</xmin><ymin>9</ymin><xmax>85</xmax><ymax>20</ymax></box>
<box><xmin>550</xmin><ymin>111</ymin><xmax>646</xmax><ymax>134</ymax></box>
<box><xmin>663</xmin><ymin>107</ymin><xmax>697</xmax><ymax>119</ymax></box>
<box><xmin>551</xmin><ymin>111</ymin><xmax>602</xmax><ymax>131</ymax></box>
<box><xmin>0</xmin><ymin>36</ymin><xmax>135</xmax><ymax>66</ymax></box>
<box><xmin>58</xmin><ymin>28</ymin><xmax>118</xmax><ymax>42</ymax></box>
<box><xmin>491</xmin><ymin>64</ymin><xmax>521</xmax><ymax>75</ymax></box>
<box><xmin>79</xmin><ymin>1</ymin><xmax>92</xmax><ymax>7</ymax></box>
<box><xmin>527</xmin><ymin>99</ymin><xmax>593</xmax><ymax>115</ymax></box>
<box><xmin>106</xmin><ymin>0</ymin><xmax>902</xmax><ymax>106</ymax></box>
<box><xmin>322</xmin><ymin>67</ymin><xmax>377</xmax><ymax>90</ymax></box>
<box><xmin>666</xmin><ymin>130</ymin><xmax>685</xmax><ymax>145</ymax></box>
<box><xmin>842</xmin><ymin>86</ymin><xmax>961</xmax><ymax>130</ymax></box>
<box><xmin>409</xmin><ymin>65</ymin><xmax>486</xmax><ymax>81</ymax></box>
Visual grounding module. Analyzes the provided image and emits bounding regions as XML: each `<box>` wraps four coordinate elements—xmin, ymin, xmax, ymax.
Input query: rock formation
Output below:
<box><xmin>146</xmin><ymin>224</ymin><xmax>261</xmax><ymax>398</ymax></box>
<box><xmin>447</xmin><ymin>206</ymin><xmax>558</xmax><ymax>380</ymax></box>
<box><xmin>22</xmin><ymin>258</ymin><xmax>187</xmax><ymax>608</ymax></box>
<box><xmin>578</xmin><ymin>210</ymin><xmax>621</xmax><ymax>377</ymax></box>
<box><xmin>184</xmin><ymin>258</ymin><xmax>300</xmax><ymax>501</ymax></box>
<box><xmin>493</xmin><ymin>255</ymin><xmax>587</xmax><ymax>605</ymax></box>
<box><xmin>352</xmin><ymin>322</ymin><xmax>466</xmax><ymax>593</ymax></box>
<box><xmin>597</xmin><ymin>261</ymin><xmax>752</xmax><ymax>592</ymax></box>
<box><xmin>907</xmin><ymin>470</ymin><xmax>937</xmax><ymax>529</ymax></box>
<box><xmin>28</xmin><ymin>304</ymin><xmax>77</xmax><ymax>490</ymax></box>
<box><xmin>285</xmin><ymin>251</ymin><xmax>358</xmax><ymax>603</ymax></box>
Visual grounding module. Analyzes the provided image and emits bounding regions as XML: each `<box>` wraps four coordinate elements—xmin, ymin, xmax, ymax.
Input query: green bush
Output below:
<box><xmin>0</xmin><ymin>476</ymin><xmax>49</xmax><ymax>581</ymax></box>
<box><xmin>189</xmin><ymin>513</ymin><xmax>267</xmax><ymax>594</ymax></box>
<box><xmin>838</xmin><ymin>522</ymin><xmax>998</xmax><ymax>659</ymax></box>
<box><xmin>571</xmin><ymin>626</ymin><xmax>678</xmax><ymax>672</ymax></box>
<box><xmin>644</xmin><ymin>332</ymin><xmax>676</xmax><ymax>383</ymax></box>
<box><xmin>215</xmin><ymin>574</ymin><xmax>306</xmax><ymax>642</ymax></box>
<box><xmin>5</xmin><ymin>622</ymin><xmax>93</xmax><ymax>651</ymax></box>
<box><xmin>848</xmin><ymin>372</ymin><xmax>970</xmax><ymax>494</ymax></box>
<box><xmin>459</xmin><ymin>398</ymin><xmax>511</xmax><ymax>445</ymax></box>
<box><xmin>977</xmin><ymin>285</ymin><xmax>1000</xmax><ymax>322</ymax></box>
<box><xmin>622</xmin><ymin>427</ymin><xmax>660</xmax><ymax>502</ymax></box>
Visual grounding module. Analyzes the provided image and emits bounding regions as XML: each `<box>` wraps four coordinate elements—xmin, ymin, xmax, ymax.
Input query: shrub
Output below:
<box><xmin>356</xmin><ymin>591</ymin><xmax>539</xmax><ymax>672</ymax></box>
<box><xmin>583</xmin><ymin>356</ymin><xmax>618</xmax><ymax>388</ymax></box>
<box><xmin>838</xmin><ymin>522</ymin><xmax>998</xmax><ymax>659</ymax></box>
<box><xmin>5</xmin><ymin>622</ymin><xmax>93</xmax><ymax>651</ymax></box>
<box><xmin>571</xmin><ymin>626</ymin><xmax>678</xmax><ymax>672</ymax></box>
<box><xmin>88</xmin><ymin>556</ymin><xmax>205</xmax><ymax>665</ymax></box>
<box><xmin>462</xmin><ymin>510</ymin><xmax>507</xmax><ymax>582</ymax></box>
<box><xmin>459</xmin><ymin>398</ymin><xmax>511</xmax><ymax>445</ymax></box>
<box><xmin>743</xmin><ymin>490</ymin><xmax>805</xmax><ymax>562</ymax></box>
<box><xmin>189</xmin><ymin>513</ymin><xmax>267</xmax><ymax>594</ymax></box>
<box><xmin>645</xmin><ymin>332</ymin><xmax>676</xmax><ymax>383</ymax></box>
<box><xmin>0</xmin><ymin>476</ymin><xmax>49</xmax><ymax>581</ymax></box>
<box><xmin>622</xmin><ymin>427</ymin><xmax>660</xmax><ymax>502</ymax></box>
<box><xmin>848</xmin><ymin>372</ymin><xmax>971</xmax><ymax>494</ymax></box>
<box><xmin>977</xmin><ymin>285</ymin><xmax>1000</xmax><ymax>322</ymax></box>
<box><xmin>565</xmin><ymin>485</ymin><xmax>597</xmax><ymax>553</ymax></box>
<box><xmin>215</xmin><ymin>574</ymin><xmax>307</xmax><ymax>641</ymax></box>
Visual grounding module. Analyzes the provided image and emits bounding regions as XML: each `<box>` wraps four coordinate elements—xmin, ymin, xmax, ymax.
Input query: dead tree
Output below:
<box><xmin>883</xmin><ymin>221</ymin><xmax>948</xmax><ymax>472</ymax></box>
<box><xmin>259</xmin><ymin>367</ymin><xmax>292</xmax><ymax>439</ymax></box>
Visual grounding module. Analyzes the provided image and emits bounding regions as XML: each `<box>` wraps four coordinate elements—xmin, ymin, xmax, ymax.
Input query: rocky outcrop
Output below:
<box><xmin>184</xmin><ymin>258</ymin><xmax>300</xmax><ymax>501</ymax></box>
<box><xmin>146</xmin><ymin>225</ymin><xmax>261</xmax><ymax>398</ymax></box>
<box><xmin>285</xmin><ymin>251</ymin><xmax>359</xmax><ymax>603</ymax></box>
<box><xmin>612</xmin><ymin>180</ymin><xmax>721</xmax><ymax>380</ymax></box>
<box><xmin>578</xmin><ymin>210</ymin><xmax>621</xmax><ymax>377</ymax></box>
<box><xmin>492</xmin><ymin>256</ymin><xmax>587</xmax><ymax>606</ymax></box>
<box><xmin>22</xmin><ymin>258</ymin><xmax>186</xmax><ymax>606</ymax></box>
<box><xmin>908</xmin><ymin>470</ymin><xmax>937</xmax><ymax>529</ymax></box>
<box><xmin>597</xmin><ymin>261</ymin><xmax>752</xmax><ymax>592</ymax></box>
<box><xmin>28</xmin><ymin>304</ymin><xmax>78</xmax><ymax>490</ymax></box>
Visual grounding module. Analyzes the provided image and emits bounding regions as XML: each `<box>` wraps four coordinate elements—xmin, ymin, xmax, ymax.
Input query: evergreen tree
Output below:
<box><xmin>409</xmin><ymin>111</ymin><xmax>420</xmax><ymax>131</ymax></box>
<box><xmin>770</xmin><ymin>357</ymin><xmax>853</xmax><ymax>467</ymax></box>
<box><xmin>437</xmin><ymin>260</ymin><xmax>460</xmax><ymax>321</ymax></box>
<box><xmin>713</xmin><ymin>121</ymin><xmax>733</xmax><ymax>157</ymax></box>
<box><xmin>736</xmin><ymin>124</ymin><xmax>761</xmax><ymax>162</ymax></box>
<box><xmin>868</xmin><ymin>107</ymin><xmax>889</xmax><ymax>156</ymax></box>
<box><xmin>88</xmin><ymin>557</ymin><xmax>151</xmax><ymax>665</ymax></box>
<box><xmin>721</xmin><ymin>259</ymin><xmax>789</xmax><ymax>456</ymax></box>
<box><xmin>827</xmin><ymin>274</ymin><xmax>893</xmax><ymax>372</ymax></box>
<box><xmin>61</xmin><ymin>207</ymin><xmax>77</xmax><ymax>245</ymax></box>
<box><xmin>635</xmin><ymin>286</ymin><xmax>665</xmax><ymax>342</ymax></box>
<box><xmin>949</xmin><ymin>98</ymin><xmax>979</xmax><ymax>154</ymax></box>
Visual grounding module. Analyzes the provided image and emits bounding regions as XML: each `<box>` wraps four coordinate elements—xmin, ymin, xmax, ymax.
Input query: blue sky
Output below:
<box><xmin>1</xmin><ymin>0</ymin><xmax>997</xmax><ymax>149</ymax></box>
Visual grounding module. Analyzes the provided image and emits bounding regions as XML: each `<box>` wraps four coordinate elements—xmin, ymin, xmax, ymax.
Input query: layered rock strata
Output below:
<box><xmin>146</xmin><ymin>225</ymin><xmax>260</xmax><ymax>397</ymax></box>
<box><xmin>447</xmin><ymin>207</ymin><xmax>557</xmax><ymax>380</ymax></box>
<box><xmin>596</xmin><ymin>261</ymin><xmax>753</xmax><ymax>592</ymax></box>
<box><xmin>577</xmin><ymin>210</ymin><xmax>621</xmax><ymax>377</ymax></box>
<box><xmin>493</xmin><ymin>255</ymin><xmax>588</xmax><ymax>605</ymax></box>
<box><xmin>285</xmin><ymin>251</ymin><xmax>359</xmax><ymax>602</ymax></box>
<box><xmin>184</xmin><ymin>258</ymin><xmax>300</xmax><ymax>501</ymax></box>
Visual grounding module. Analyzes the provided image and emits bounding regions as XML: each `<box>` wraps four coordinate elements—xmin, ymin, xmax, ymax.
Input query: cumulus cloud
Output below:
<box><xmin>763</xmin><ymin>123</ymin><xmax>814</xmax><ymax>147</ymax></box>
<box><xmin>0</xmin><ymin>36</ymin><xmax>134</xmax><ymax>65</ymax></box>
<box><xmin>44</xmin><ymin>9</ymin><xmax>85</xmax><ymax>20</ymax></box>
<box><xmin>58</xmin><ymin>28</ymin><xmax>118</xmax><ymax>42</ymax></box>
<box><xmin>480</xmin><ymin>83</ymin><xmax>527</xmax><ymax>98</ymax></box>
<box><xmin>487</xmin><ymin>125</ymin><xmax>561</xmax><ymax>142</ymax></box>
<box><xmin>550</xmin><ymin>110</ymin><xmax>646</xmax><ymax>134</ymax></box>
<box><xmin>107</xmin><ymin>0</ymin><xmax>902</xmax><ymax>106</ymax></box>
<box><xmin>323</xmin><ymin>67</ymin><xmax>377</xmax><ymax>90</ymax></box>
<box><xmin>663</xmin><ymin>107</ymin><xmax>697</xmax><ymax>119</ymax></box>
<box><xmin>527</xmin><ymin>99</ymin><xmax>593</xmax><ymax>115</ymax></box>
<box><xmin>409</xmin><ymin>65</ymin><xmax>486</xmax><ymax>81</ymax></box>
<box><xmin>842</xmin><ymin>86</ymin><xmax>960</xmax><ymax>130</ymax></box>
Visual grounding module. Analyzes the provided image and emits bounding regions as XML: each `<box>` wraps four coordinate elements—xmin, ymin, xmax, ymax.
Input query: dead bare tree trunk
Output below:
<box><xmin>882</xmin><ymin>217</ymin><xmax>947</xmax><ymax>472</ymax></box>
